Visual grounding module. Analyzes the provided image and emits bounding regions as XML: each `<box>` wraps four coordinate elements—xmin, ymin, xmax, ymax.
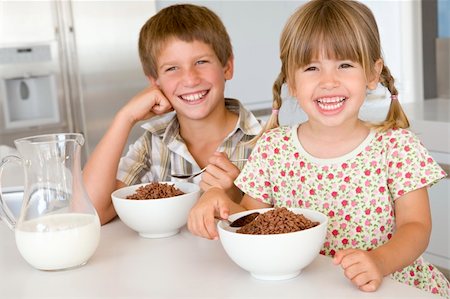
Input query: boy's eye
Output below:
<box><xmin>196</xmin><ymin>60</ymin><xmax>208</xmax><ymax>65</ymax></box>
<box><xmin>165</xmin><ymin>66</ymin><xmax>177</xmax><ymax>72</ymax></box>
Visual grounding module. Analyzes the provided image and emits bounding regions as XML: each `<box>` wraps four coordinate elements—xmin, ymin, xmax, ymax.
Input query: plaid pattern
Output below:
<box><xmin>117</xmin><ymin>99</ymin><xmax>263</xmax><ymax>185</ymax></box>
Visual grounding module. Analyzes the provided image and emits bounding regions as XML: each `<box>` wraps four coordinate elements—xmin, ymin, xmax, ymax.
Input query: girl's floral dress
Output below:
<box><xmin>235</xmin><ymin>125</ymin><xmax>449</xmax><ymax>298</ymax></box>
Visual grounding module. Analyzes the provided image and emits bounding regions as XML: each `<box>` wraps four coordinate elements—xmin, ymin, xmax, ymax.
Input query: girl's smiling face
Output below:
<box><xmin>292</xmin><ymin>54</ymin><xmax>382</xmax><ymax>129</ymax></box>
<box><xmin>153</xmin><ymin>38</ymin><xmax>233</xmax><ymax>121</ymax></box>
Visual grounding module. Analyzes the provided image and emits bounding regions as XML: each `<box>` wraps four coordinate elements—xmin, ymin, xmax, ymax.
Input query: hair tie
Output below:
<box><xmin>272</xmin><ymin>109</ymin><xmax>279</xmax><ymax>115</ymax></box>
<box><xmin>391</xmin><ymin>94</ymin><xmax>398</xmax><ymax>101</ymax></box>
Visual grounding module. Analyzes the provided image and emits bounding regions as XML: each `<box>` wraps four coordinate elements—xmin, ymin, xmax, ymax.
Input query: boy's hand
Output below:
<box><xmin>200</xmin><ymin>152</ymin><xmax>241</xmax><ymax>200</ymax></box>
<box><xmin>121</xmin><ymin>85</ymin><xmax>173</xmax><ymax>125</ymax></box>
<box><xmin>187</xmin><ymin>187</ymin><xmax>231</xmax><ymax>240</ymax></box>
<box><xmin>333</xmin><ymin>248</ymin><xmax>384</xmax><ymax>292</ymax></box>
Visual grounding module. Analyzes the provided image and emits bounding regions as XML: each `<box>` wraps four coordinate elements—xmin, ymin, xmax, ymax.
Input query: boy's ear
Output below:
<box><xmin>224</xmin><ymin>55</ymin><xmax>234</xmax><ymax>80</ymax></box>
<box><xmin>147</xmin><ymin>75</ymin><xmax>159</xmax><ymax>87</ymax></box>
<box><xmin>367</xmin><ymin>59</ymin><xmax>383</xmax><ymax>90</ymax></box>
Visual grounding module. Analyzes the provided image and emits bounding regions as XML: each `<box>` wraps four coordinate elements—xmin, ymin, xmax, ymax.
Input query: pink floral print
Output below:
<box><xmin>236</xmin><ymin>126</ymin><xmax>449</xmax><ymax>298</ymax></box>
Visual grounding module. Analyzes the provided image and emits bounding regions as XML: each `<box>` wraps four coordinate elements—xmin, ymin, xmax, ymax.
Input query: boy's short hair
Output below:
<box><xmin>138</xmin><ymin>4</ymin><xmax>233</xmax><ymax>78</ymax></box>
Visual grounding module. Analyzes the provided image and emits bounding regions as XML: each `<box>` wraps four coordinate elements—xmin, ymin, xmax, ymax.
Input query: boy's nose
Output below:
<box><xmin>183</xmin><ymin>68</ymin><xmax>201</xmax><ymax>86</ymax></box>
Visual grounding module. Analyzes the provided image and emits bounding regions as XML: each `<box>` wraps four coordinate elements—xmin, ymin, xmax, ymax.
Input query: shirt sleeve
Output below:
<box><xmin>386</xmin><ymin>129</ymin><xmax>447</xmax><ymax>200</ymax></box>
<box><xmin>234</xmin><ymin>130</ymin><xmax>277</xmax><ymax>205</ymax></box>
<box><xmin>117</xmin><ymin>132</ymin><xmax>153</xmax><ymax>185</ymax></box>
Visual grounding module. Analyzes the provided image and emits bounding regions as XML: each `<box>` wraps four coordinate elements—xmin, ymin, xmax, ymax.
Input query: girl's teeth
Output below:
<box><xmin>316</xmin><ymin>97</ymin><xmax>345</xmax><ymax>110</ymax></box>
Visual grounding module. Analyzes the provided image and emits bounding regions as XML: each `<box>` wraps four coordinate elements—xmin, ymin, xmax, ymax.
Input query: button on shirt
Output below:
<box><xmin>117</xmin><ymin>98</ymin><xmax>263</xmax><ymax>185</ymax></box>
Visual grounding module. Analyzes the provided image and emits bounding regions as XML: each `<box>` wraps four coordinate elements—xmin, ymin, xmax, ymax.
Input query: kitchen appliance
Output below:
<box><xmin>0</xmin><ymin>0</ymin><xmax>155</xmax><ymax>163</ymax></box>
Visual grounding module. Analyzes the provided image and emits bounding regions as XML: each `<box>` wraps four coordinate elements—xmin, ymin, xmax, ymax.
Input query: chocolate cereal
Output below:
<box><xmin>236</xmin><ymin>207</ymin><xmax>319</xmax><ymax>235</ymax></box>
<box><xmin>126</xmin><ymin>182</ymin><xmax>184</xmax><ymax>200</ymax></box>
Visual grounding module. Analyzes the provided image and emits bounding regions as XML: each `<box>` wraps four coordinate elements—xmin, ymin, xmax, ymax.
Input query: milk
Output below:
<box><xmin>15</xmin><ymin>213</ymin><xmax>100</xmax><ymax>270</ymax></box>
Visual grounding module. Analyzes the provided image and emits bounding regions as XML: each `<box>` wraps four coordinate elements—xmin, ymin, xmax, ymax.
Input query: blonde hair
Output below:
<box><xmin>252</xmin><ymin>0</ymin><xmax>409</xmax><ymax>143</ymax></box>
<box><xmin>138</xmin><ymin>4</ymin><xmax>233</xmax><ymax>79</ymax></box>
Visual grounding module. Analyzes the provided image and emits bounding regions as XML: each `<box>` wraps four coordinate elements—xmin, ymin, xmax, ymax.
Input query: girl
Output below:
<box><xmin>188</xmin><ymin>0</ymin><xmax>449</xmax><ymax>297</ymax></box>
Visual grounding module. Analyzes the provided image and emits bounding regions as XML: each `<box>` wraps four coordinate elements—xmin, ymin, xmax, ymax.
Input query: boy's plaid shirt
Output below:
<box><xmin>117</xmin><ymin>99</ymin><xmax>263</xmax><ymax>185</ymax></box>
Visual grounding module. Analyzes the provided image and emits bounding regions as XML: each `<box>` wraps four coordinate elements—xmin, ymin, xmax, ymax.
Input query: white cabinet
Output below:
<box><xmin>424</xmin><ymin>151</ymin><xmax>450</xmax><ymax>273</ymax></box>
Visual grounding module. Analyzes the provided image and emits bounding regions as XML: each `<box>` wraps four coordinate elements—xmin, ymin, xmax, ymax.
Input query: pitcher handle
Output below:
<box><xmin>0</xmin><ymin>155</ymin><xmax>22</xmax><ymax>230</ymax></box>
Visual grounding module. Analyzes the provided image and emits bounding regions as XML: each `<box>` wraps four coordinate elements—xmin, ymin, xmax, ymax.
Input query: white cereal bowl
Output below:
<box><xmin>217</xmin><ymin>208</ymin><xmax>328</xmax><ymax>280</ymax></box>
<box><xmin>111</xmin><ymin>182</ymin><xmax>200</xmax><ymax>238</ymax></box>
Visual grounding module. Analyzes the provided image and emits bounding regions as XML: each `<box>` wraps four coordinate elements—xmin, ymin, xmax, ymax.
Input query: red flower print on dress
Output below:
<box><xmin>291</xmin><ymin>189</ymin><xmax>296</xmax><ymax>196</ymax></box>
<box><xmin>379</xmin><ymin>186</ymin><xmax>386</xmax><ymax>193</ymax></box>
<box><xmin>405</xmin><ymin>172</ymin><xmax>412</xmax><ymax>178</ymax></box>
<box><xmin>376</xmin><ymin>168</ymin><xmax>381</xmax><ymax>175</ymax></box>
<box><xmin>274</xmin><ymin>148</ymin><xmax>280</xmax><ymax>154</ymax></box>
<box><xmin>283</xmin><ymin>136</ymin><xmax>290</xmax><ymax>141</ymax></box>
<box><xmin>249</xmin><ymin>182</ymin><xmax>255</xmax><ymax>188</ymax></box>
<box><xmin>328</xmin><ymin>210</ymin><xmax>334</xmax><ymax>217</ymax></box>
<box><xmin>259</xmin><ymin>169</ymin><xmax>264</xmax><ymax>175</ymax></box>
<box><xmin>342</xmin><ymin>238</ymin><xmax>349</xmax><ymax>245</ymax></box>
<box><xmin>299</xmin><ymin>160</ymin><xmax>304</xmax><ymax>167</ymax></box>
<box><xmin>332</xmin><ymin>229</ymin><xmax>339</xmax><ymax>236</ymax></box>
<box><xmin>297</xmin><ymin>199</ymin><xmax>303</xmax><ymax>206</ymax></box>
<box><xmin>262</xmin><ymin>194</ymin><xmax>269</xmax><ymax>199</ymax></box>
<box><xmin>345</xmin><ymin>215</ymin><xmax>351</xmax><ymax>221</ymax></box>
<box><xmin>344</xmin><ymin>176</ymin><xmax>350</xmax><ymax>183</ymax></box>
<box><xmin>328</xmin><ymin>173</ymin><xmax>334</xmax><ymax>179</ymax></box>
<box><xmin>364</xmin><ymin>170</ymin><xmax>371</xmax><ymax>176</ymax></box>
<box><xmin>331</xmin><ymin>191</ymin><xmax>338</xmax><ymax>197</ymax></box>
<box><xmin>404</xmin><ymin>145</ymin><xmax>410</xmax><ymax>152</ymax></box>
<box><xmin>398</xmin><ymin>189</ymin><xmax>405</xmax><ymax>196</ymax></box>
<box><xmin>330</xmin><ymin>249</ymin><xmax>336</xmax><ymax>257</ymax></box>
<box><xmin>273</xmin><ymin>186</ymin><xmax>279</xmax><ymax>192</ymax></box>
<box><xmin>261</xmin><ymin>152</ymin><xmax>267</xmax><ymax>159</ymax></box>
<box><xmin>365</xmin><ymin>208</ymin><xmax>371</xmax><ymax>215</ymax></box>
<box><xmin>317</xmin><ymin>174</ymin><xmax>323</xmax><ymax>180</ymax></box>
<box><xmin>300</xmin><ymin>176</ymin><xmax>306</xmax><ymax>182</ymax></box>
<box><xmin>264</xmin><ymin>181</ymin><xmax>271</xmax><ymax>186</ymax></box>
<box><xmin>356</xmin><ymin>186</ymin><xmax>362</xmax><ymax>193</ymax></box>
<box><xmin>294</xmin><ymin>152</ymin><xmax>299</xmax><ymax>159</ymax></box>
<box><xmin>309</xmin><ymin>189</ymin><xmax>315</xmax><ymax>195</ymax></box>
<box><xmin>281</xmin><ymin>170</ymin><xmax>286</xmax><ymax>177</ymax></box>
<box><xmin>396</xmin><ymin>162</ymin><xmax>403</xmax><ymax>168</ymax></box>
<box><xmin>376</xmin><ymin>207</ymin><xmax>382</xmax><ymax>214</ymax></box>
<box><xmin>356</xmin><ymin>226</ymin><xmax>362</xmax><ymax>232</ymax></box>
<box><xmin>342</xmin><ymin>163</ymin><xmax>348</xmax><ymax>169</ymax></box>
<box><xmin>341</xmin><ymin>200</ymin><xmax>348</xmax><ymax>206</ymax></box>
<box><xmin>410</xmin><ymin>271</ymin><xmax>415</xmax><ymax>277</ymax></box>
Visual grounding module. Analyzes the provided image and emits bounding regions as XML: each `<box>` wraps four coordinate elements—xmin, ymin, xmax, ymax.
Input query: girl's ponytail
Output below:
<box><xmin>248</xmin><ymin>71</ymin><xmax>285</xmax><ymax>145</ymax></box>
<box><xmin>375</xmin><ymin>65</ymin><xmax>410</xmax><ymax>131</ymax></box>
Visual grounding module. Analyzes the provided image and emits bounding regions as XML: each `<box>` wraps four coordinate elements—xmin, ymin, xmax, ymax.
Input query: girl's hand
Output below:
<box><xmin>187</xmin><ymin>187</ymin><xmax>234</xmax><ymax>240</ymax></box>
<box><xmin>333</xmin><ymin>248</ymin><xmax>384</xmax><ymax>292</ymax></box>
<box><xmin>120</xmin><ymin>85</ymin><xmax>173</xmax><ymax>125</ymax></box>
<box><xmin>200</xmin><ymin>152</ymin><xmax>242</xmax><ymax>200</ymax></box>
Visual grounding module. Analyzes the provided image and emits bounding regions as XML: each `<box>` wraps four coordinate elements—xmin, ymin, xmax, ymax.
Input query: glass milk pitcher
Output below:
<box><xmin>0</xmin><ymin>133</ymin><xmax>100</xmax><ymax>270</ymax></box>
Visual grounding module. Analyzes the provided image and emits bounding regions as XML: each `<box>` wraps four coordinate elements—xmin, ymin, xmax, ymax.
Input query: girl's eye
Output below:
<box><xmin>304</xmin><ymin>66</ymin><xmax>318</xmax><ymax>72</ymax></box>
<box><xmin>196</xmin><ymin>60</ymin><xmax>208</xmax><ymax>65</ymax></box>
<box><xmin>339</xmin><ymin>63</ymin><xmax>353</xmax><ymax>69</ymax></box>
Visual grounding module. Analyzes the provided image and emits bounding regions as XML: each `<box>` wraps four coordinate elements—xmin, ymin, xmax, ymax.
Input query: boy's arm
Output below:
<box><xmin>83</xmin><ymin>85</ymin><xmax>173</xmax><ymax>225</ymax></box>
<box><xmin>333</xmin><ymin>187</ymin><xmax>431</xmax><ymax>292</ymax></box>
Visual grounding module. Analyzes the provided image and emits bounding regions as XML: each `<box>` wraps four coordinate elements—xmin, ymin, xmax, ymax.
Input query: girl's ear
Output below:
<box><xmin>367</xmin><ymin>59</ymin><xmax>383</xmax><ymax>90</ymax></box>
<box><xmin>224</xmin><ymin>55</ymin><xmax>234</xmax><ymax>80</ymax></box>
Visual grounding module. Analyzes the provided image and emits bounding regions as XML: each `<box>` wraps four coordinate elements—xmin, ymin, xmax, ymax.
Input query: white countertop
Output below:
<box><xmin>0</xmin><ymin>218</ymin><xmax>437</xmax><ymax>299</ymax></box>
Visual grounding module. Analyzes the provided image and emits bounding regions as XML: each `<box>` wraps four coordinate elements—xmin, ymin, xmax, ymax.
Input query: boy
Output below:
<box><xmin>82</xmin><ymin>4</ymin><xmax>262</xmax><ymax>224</ymax></box>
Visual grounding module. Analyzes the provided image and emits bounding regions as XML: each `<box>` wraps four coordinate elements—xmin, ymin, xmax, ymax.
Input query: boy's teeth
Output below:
<box><xmin>180</xmin><ymin>91</ymin><xmax>207</xmax><ymax>101</ymax></box>
<box><xmin>316</xmin><ymin>97</ymin><xmax>346</xmax><ymax>110</ymax></box>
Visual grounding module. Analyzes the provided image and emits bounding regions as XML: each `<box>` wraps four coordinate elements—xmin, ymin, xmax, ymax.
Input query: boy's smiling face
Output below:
<box><xmin>152</xmin><ymin>38</ymin><xmax>233</xmax><ymax>121</ymax></box>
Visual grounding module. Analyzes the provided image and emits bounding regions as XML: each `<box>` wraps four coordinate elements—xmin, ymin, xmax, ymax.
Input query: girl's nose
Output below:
<box><xmin>183</xmin><ymin>67</ymin><xmax>201</xmax><ymax>86</ymax></box>
<box><xmin>319</xmin><ymin>71</ymin><xmax>339</xmax><ymax>89</ymax></box>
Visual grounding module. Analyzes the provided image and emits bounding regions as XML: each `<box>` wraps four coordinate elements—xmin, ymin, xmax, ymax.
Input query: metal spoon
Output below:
<box><xmin>170</xmin><ymin>159</ymin><xmax>248</xmax><ymax>180</ymax></box>
<box><xmin>227</xmin><ymin>212</ymin><xmax>260</xmax><ymax>227</ymax></box>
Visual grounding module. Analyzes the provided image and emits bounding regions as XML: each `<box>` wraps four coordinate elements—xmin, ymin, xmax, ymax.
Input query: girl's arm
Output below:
<box><xmin>334</xmin><ymin>187</ymin><xmax>431</xmax><ymax>292</ymax></box>
<box><xmin>187</xmin><ymin>188</ymin><xmax>270</xmax><ymax>240</ymax></box>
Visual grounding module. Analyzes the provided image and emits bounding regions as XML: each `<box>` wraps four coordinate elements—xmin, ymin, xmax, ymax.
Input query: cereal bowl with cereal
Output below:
<box><xmin>217</xmin><ymin>207</ymin><xmax>328</xmax><ymax>280</ymax></box>
<box><xmin>111</xmin><ymin>181</ymin><xmax>200</xmax><ymax>238</ymax></box>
